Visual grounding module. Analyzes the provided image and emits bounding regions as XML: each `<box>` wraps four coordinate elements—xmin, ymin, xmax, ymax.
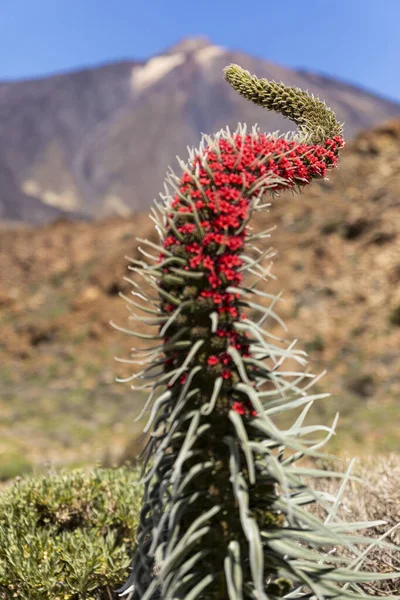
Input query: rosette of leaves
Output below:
<box><xmin>113</xmin><ymin>64</ymin><xmax>400</xmax><ymax>599</ymax></box>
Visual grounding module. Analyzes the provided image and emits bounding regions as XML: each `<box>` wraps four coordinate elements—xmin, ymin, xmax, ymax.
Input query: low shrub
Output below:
<box><xmin>0</xmin><ymin>467</ymin><xmax>142</xmax><ymax>599</ymax></box>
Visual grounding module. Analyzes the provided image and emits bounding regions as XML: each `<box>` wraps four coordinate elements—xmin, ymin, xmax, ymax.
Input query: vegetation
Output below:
<box><xmin>0</xmin><ymin>458</ymin><xmax>399</xmax><ymax>598</ymax></box>
<box><xmin>112</xmin><ymin>64</ymin><xmax>399</xmax><ymax>599</ymax></box>
<box><xmin>313</xmin><ymin>455</ymin><xmax>400</xmax><ymax>597</ymax></box>
<box><xmin>0</xmin><ymin>467</ymin><xmax>142</xmax><ymax>599</ymax></box>
<box><xmin>0</xmin><ymin>61</ymin><xmax>398</xmax><ymax>600</ymax></box>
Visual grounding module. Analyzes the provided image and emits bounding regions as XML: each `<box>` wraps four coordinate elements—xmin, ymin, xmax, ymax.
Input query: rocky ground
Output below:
<box><xmin>0</xmin><ymin>120</ymin><xmax>399</xmax><ymax>475</ymax></box>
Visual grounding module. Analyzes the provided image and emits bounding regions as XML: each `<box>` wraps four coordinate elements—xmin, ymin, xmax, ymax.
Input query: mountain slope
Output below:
<box><xmin>0</xmin><ymin>162</ymin><xmax>73</xmax><ymax>225</ymax></box>
<box><xmin>1</xmin><ymin>37</ymin><xmax>400</xmax><ymax>223</ymax></box>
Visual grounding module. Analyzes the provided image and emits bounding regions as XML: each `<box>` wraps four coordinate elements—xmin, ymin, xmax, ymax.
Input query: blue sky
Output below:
<box><xmin>1</xmin><ymin>0</ymin><xmax>399</xmax><ymax>102</ymax></box>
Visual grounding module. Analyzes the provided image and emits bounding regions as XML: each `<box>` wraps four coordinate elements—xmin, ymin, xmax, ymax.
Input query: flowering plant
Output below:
<box><xmin>114</xmin><ymin>64</ymin><xmax>399</xmax><ymax>599</ymax></box>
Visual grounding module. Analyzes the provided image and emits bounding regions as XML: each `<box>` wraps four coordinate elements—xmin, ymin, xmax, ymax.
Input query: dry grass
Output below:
<box><xmin>311</xmin><ymin>454</ymin><xmax>400</xmax><ymax>596</ymax></box>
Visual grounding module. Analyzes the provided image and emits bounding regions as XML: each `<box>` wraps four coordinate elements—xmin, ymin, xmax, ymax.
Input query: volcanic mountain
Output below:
<box><xmin>1</xmin><ymin>36</ymin><xmax>400</xmax><ymax>224</ymax></box>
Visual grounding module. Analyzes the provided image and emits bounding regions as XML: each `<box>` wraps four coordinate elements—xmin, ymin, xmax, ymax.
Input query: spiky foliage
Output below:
<box><xmin>114</xmin><ymin>64</ymin><xmax>399</xmax><ymax>599</ymax></box>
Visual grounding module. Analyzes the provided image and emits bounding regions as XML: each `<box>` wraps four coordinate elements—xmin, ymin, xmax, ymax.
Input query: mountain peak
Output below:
<box><xmin>163</xmin><ymin>36</ymin><xmax>212</xmax><ymax>56</ymax></box>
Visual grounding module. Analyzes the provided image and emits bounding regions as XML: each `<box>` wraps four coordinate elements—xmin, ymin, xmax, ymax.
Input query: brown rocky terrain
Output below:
<box><xmin>0</xmin><ymin>119</ymin><xmax>399</xmax><ymax>474</ymax></box>
<box><xmin>1</xmin><ymin>37</ymin><xmax>400</xmax><ymax>224</ymax></box>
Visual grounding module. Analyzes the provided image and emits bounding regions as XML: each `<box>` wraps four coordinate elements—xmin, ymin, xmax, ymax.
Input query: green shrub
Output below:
<box><xmin>0</xmin><ymin>467</ymin><xmax>142</xmax><ymax>599</ymax></box>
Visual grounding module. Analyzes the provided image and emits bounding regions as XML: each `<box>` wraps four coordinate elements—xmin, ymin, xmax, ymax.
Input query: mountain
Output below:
<box><xmin>1</xmin><ymin>36</ymin><xmax>400</xmax><ymax>224</ymax></box>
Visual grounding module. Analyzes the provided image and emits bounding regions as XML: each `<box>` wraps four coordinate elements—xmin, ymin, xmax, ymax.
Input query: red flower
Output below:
<box><xmin>232</xmin><ymin>402</ymin><xmax>257</xmax><ymax>417</ymax></box>
<box><xmin>178</xmin><ymin>223</ymin><xmax>196</xmax><ymax>235</ymax></box>
<box><xmin>219</xmin><ymin>255</ymin><xmax>242</xmax><ymax>269</ymax></box>
<box><xmin>189</xmin><ymin>254</ymin><xmax>205</xmax><ymax>269</ymax></box>
<box><xmin>208</xmin><ymin>273</ymin><xmax>222</xmax><ymax>289</ymax></box>
<box><xmin>221</xmin><ymin>353</ymin><xmax>231</xmax><ymax>366</ymax></box>
<box><xmin>164</xmin><ymin>236</ymin><xmax>176</xmax><ymax>248</ymax></box>
<box><xmin>226</xmin><ymin>236</ymin><xmax>244</xmax><ymax>251</ymax></box>
<box><xmin>203</xmin><ymin>256</ymin><xmax>215</xmax><ymax>270</ymax></box>
<box><xmin>232</xmin><ymin>401</ymin><xmax>245</xmax><ymax>415</ymax></box>
<box><xmin>157</xmin><ymin>130</ymin><xmax>343</xmax><ymax>407</ymax></box>
<box><xmin>207</xmin><ymin>355</ymin><xmax>220</xmax><ymax>366</ymax></box>
<box><xmin>186</xmin><ymin>243</ymin><xmax>202</xmax><ymax>254</ymax></box>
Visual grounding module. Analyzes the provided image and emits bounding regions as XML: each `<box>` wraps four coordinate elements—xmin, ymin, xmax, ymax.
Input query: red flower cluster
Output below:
<box><xmin>232</xmin><ymin>401</ymin><xmax>257</xmax><ymax>417</ymax></box>
<box><xmin>207</xmin><ymin>355</ymin><xmax>219</xmax><ymax>366</ymax></box>
<box><xmin>161</xmin><ymin>132</ymin><xmax>344</xmax><ymax>416</ymax></box>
